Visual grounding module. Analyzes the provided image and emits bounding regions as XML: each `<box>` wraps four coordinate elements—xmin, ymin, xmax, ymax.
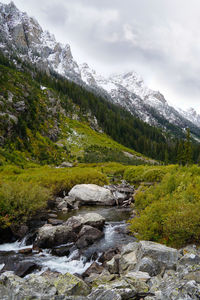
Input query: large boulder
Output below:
<box><xmin>34</xmin><ymin>224</ymin><xmax>77</xmax><ymax>248</ymax></box>
<box><xmin>76</xmin><ymin>225</ymin><xmax>104</xmax><ymax>249</ymax></box>
<box><xmin>68</xmin><ymin>184</ymin><xmax>115</xmax><ymax>206</ymax></box>
<box><xmin>0</xmin><ymin>271</ymin><xmax>90</xmax><ymax>298</ymax></box>
<box><xmin>137</xmin><ymin>241</ymin><xmax>179</xmax><ymax>272</ymax></box>
<box><xmin>66</xmin><ymin>213</ymin><xmax>106</xmax><ymax>230</ymax></box>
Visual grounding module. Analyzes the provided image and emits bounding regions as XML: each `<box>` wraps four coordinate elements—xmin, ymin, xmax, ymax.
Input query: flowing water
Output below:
<box><xmin>0</xmin><ymin>206</ymin><xmax>135</xmax><ymax>275</ymax></box>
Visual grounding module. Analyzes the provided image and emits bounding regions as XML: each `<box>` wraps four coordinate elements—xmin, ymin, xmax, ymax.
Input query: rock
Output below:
<box><xmin>64</xmin><ymin>196</ymin><xmax>80</xmax><ymax>209</ymax></box>
<box><xmin>66</xmin><ymin>213</ymin><xmax>105</xmax><ymax>231</ymax></box>
<box><xmin>46</xmin><ymin>272</ymin><xmax>90</xmax><ymax>296</ymax></box>
<box><xmin>48</xmin><ymin>213</ymin><xmax>58</xmax><ymax>218</ymax></box>
<box><xmin>98</xmin><ymin>278</ymin><xmax>139</xmax><ymax>299</ymax></box>
<box><xmin>34</xmin><ymin>224</ymin><xmax>77</xmax><ymax>248</ymax></box>
<box><xmin>83</xmin><ymin>262</ymin><xmax>104</xmax><ymax>278</ymax></box>
<box><xmin>51</xmin><ymin>245</ymin><xmax>71</xmax><ymax>257</ymax></box>
<box><xmin>183</xmin><ymin>271</ymin><xmax>200</xmax><ymax>283</ymax></box>
<box><xmin>119</xmin><ymin>242</ymin><xmax>139</xmax><ymax>273</ymax></box>
<box><xmin>76</xmin><ymin>225</ymin><xmax>104</xmax><ymax>248</ymax></box>
<box><xmin>48</xmin><ymin>218</ymin><xmax>63</xmax><ymax>225</ymax></box>
<box><xmin>0</xmin><ymin>272</ymin><xmax>57</xmax><ymax>299</ymax></box>
<box><xmin>85</xmin><ymin>270</ymin><xmax>114</xmax><ymax>284</ymax></box>
<box><xmin>88</xmin><ymin>288</ymin><xmax>122</xmax><ymax>300</ymax></box>
<box><xmin>125</xmin><ymin>271</ymin><xmax>151</xmax><ymax>282</ymax></box>
<box><xmin>60</xmin><ymin>162</ymin><xmax>74</xmax><ymax>168</ymax></box>
<box><xmin>18</xmin><ymin>248</ymin><xmax>32</xmax><ymax>255</ymax></box>
<box><xmin>137</xmin><ymin>241</ymin><xmax>178</xmax><ymax>273</ymax></box>
<box><xmin>15</xmin><ymin>262</ymin><xmax>39</xmax><ymax>277</ymax></box>
<box><xmin>0</xmin><ymin>271</ymin><xmax>90</xmax><ymax>298</ymax></box>
<box><xmin>69</xmin><ymin>184</ymin><xmax>115</xmax><ymax>206</ymax></box>
<box><xmin>99</xmin><ymin>248</ymin><xmax>120</xmax><ymax>264</ymax></box>
<box><xmin>62</xmin><ymin>207</ymin><xmax>68</xmax><ymax>213</ymax></box>
<box><xmin>10</xmin><ymin>224</ymin><xmax>29</xmax><ymax>240</ymax></box>
<box><xmin>135</xmin><ymin>257</ymin><xmax>159</xmax><ymax>277</ymax></box>
<box><xmin>57</xmin><ymin>200</ymin><xmax>67</xmax><ymax>210</ymax></box>
<box><xmin>65</xmin><ymin>216</ymin><xmax>83</xmax><ymax>233</ymax></box>
<box><xmin>105</xmin><ymin>255</ymin><xmax>120</xmax><ymax>274</ymax></box>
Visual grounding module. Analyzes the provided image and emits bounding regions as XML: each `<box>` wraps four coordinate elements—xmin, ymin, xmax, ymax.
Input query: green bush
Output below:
<box><xmin>124</xmin><ymin>165</ymin><xmax>177</xmax><ymax>184</ymax></box>
<box><xmin>129</xmin><ymin>166</ymin><xmax>200</xmax><ymax>248</ymax></box>
<box><xmin>0</xmin><ymin>181</ymin><xmax>51</xmax><ymax>227</ymax></box>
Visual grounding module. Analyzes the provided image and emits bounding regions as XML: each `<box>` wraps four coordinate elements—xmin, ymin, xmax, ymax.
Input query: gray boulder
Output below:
<box><xmin>68</xmin><ymin>184</ymin><xmax>115</xmax><ymax>206</ymax></box>
<box><xmin>76</xmin><ymin>225</ymin><xmax>104</xmax><ymax>248</ymax></box>
<box><xmin>65</xmin><ymin>213</ymin><xmax>105</xmax><ymax>230</ymax></box>
<box><xmin>34</xmin><ymin>224</ymin><xmax>77</xmax><ymax>248</ymax></box>
<box><xmin>137</xmin><ymin>241</ymin><xmax>178</xmax><ymax>273</ymax></box>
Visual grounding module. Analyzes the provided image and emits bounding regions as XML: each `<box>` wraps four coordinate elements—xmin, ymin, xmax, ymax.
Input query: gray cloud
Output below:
<box><xmin>1</xmin><ymin>0</ymin><xmax>200</xmax><ymax>112</ymax></box>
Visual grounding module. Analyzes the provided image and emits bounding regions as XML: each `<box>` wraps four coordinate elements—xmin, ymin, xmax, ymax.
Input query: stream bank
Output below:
<box><xmin>1</xmin><ymin>183</ymin><xmax>200</xmax><ymax>299</ymax></box>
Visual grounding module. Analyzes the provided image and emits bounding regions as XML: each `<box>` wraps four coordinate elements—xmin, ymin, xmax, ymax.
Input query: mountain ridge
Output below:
<box><xmin>1</xmin><ymin>1</ymin><xmax>200</xmax><ymax>139</ymax></box>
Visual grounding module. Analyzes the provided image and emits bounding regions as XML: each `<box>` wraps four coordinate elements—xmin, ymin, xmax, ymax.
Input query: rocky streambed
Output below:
<box><xmin>1</xmin><ymin>183</ymin><xmax>200</xmax><ymax>299</ymax></box>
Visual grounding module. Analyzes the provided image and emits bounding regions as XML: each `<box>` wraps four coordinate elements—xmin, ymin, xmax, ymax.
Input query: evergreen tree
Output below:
<box><xmin>184</xmin><ymin>128</ymin><xmax>193</xmax><ymax>165</ymax></box>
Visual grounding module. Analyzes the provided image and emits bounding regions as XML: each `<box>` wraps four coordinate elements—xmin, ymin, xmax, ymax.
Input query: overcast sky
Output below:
<box><xmin>2</xmin><ymin>0</ymin><xmax>200</xmax><ymax>112</ymax></box>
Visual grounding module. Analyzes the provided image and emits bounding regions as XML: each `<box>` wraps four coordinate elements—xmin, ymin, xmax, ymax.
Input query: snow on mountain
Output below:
<box><xmin>1</xmin><ymin>1</ymin><xmax>200</xmax><ymax>135</ymax></box>
<box><xmin>177</xmin><ymin>107</ymin><xmax>200</xmax><ymax>128</ymax></box>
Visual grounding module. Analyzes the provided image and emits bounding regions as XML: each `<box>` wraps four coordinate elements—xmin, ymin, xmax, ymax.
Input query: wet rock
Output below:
<box><xmin>15</xmin><ymin>261</ymin><xmax>39</xmax><ymax>277</ymax></box>
<box><xmin>18</xmin><ymin>248</ymin><xmax>32</xmax><ymax>255</ymax></box>
<box><xmin>76</xmin><ymin>225</ymin><xmax>104</xmax><ymax>249</ymax></box>
<box><xmin>66</xmin><ymin>213</ymin><xmax>105</xmax><ymax>231</ymax></box>
<box><xmin>51</xmin><ymin>245</ymin><xmax>71</xmax><ymax>257</ymax></box>
<box><xmin>34</xmin><ymin>224</ymin><xmax>77</xmax><ymax>248</ymax></box>
<box><xmin>69</xmin><ymin>184</ymin><xmax>115</xmax><ymax>206</ymax></box>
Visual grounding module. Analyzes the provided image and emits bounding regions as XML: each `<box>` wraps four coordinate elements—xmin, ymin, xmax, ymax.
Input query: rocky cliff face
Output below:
<box><xmin>1</xmin><ymin>1</ymin><xmax>200</xmax><ymax>137</ymax></box>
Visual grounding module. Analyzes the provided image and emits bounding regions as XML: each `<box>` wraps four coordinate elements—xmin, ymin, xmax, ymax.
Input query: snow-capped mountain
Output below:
<box><xmin>1</xmin><ymin>1</ymin><xmax>200</xmax><ymax>137</ymax></box>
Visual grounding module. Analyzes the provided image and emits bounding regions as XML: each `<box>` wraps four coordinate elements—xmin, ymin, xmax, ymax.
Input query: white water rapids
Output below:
<box><xmin>0</xmin><ymin>208</ymin><xmax>135</xmax><ymax>276</ymax></box>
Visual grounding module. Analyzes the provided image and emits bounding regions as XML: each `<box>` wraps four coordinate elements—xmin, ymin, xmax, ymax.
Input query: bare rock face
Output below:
<box><xmin>68</xmin><ymin>184</ymin><xmax>115</xmax><ymax>206</ymax></box>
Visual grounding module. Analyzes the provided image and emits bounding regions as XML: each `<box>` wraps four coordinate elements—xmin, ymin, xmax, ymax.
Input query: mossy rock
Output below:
<box><xmin>53</xmin><ymin>272</ymin><xmax>91</xmax><ymax>296</ymax></box>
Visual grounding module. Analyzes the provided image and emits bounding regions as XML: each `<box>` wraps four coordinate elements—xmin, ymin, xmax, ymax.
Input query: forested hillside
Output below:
<box><xmin>0</xmin><ymin>51</ymin><xmax>199</xmax><ymax>165</ymax></box>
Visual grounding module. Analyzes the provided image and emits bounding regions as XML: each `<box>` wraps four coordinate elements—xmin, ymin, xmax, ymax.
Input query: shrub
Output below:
<box><xmin>129</xmin><ymin>166</ymin><xmax>200</xmax><ymax>248</ymax></box>
<box><xmin>0</xmin><ymin>181</ymin><xmax>51</xmax><ymax>227</ymax></box>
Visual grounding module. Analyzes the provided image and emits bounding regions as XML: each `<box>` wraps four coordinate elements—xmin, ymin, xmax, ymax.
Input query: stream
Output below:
<box><xmin>0</xmin><ymin>206</ymin><xmax>135</xmax><ymax>276</ymax></box>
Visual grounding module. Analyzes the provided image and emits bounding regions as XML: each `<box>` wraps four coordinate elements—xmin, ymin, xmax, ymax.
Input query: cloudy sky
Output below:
<box><xmin>2</xmin><ymin>0</ymin><xmax>200</xmax><ymax>112</ymax></box>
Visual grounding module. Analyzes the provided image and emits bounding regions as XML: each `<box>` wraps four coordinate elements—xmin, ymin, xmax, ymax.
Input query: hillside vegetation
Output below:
<box><xmin>1</xmin><ymin>51</ymin><xmax>200</xmax><ymax>165</ymax></box>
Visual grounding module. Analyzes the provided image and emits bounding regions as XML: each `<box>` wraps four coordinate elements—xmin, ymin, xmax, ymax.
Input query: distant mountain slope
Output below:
<box><xmin>0</xmin><ymin>1</ymin><xmax>200</xmax><ymax>140</ymax></box>
<box><xmin>0</xmin><ymin>54</ymin><xmax>161</xmax><ymax>165</ymax></box>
